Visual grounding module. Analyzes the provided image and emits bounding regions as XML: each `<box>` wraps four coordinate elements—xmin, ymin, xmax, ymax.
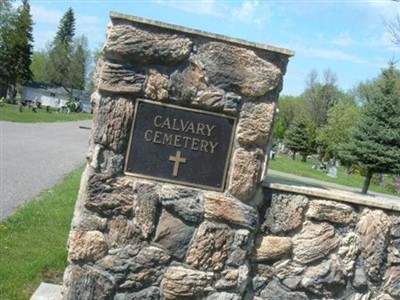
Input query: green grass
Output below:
<box><xmin>268</xmin><ymin>153</ymin><xmax>398</xmax><ymax>195</ymax></box>
<box><xmin>0</xmin><ymin>166</ymin><xmax>84</xmax><ymax>300</ymax></box>
<box><xmin>0</xmin><ymin>103</ymin><xmax>92</xmax><ymax>123</ymax></box>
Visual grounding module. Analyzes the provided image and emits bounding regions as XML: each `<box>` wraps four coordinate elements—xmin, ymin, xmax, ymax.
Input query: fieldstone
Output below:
<box><xmin>104</xmin><ymin>23</ymin><xmax>193</xmax><ymax>66</ymax></box>
<box><xmin>72</xmin><ymin>210</ymin><xmax>107</xmax><ymax>231</ymax></box>
<box><xmin>95</xmin><ymin>148</ymin><xmax>125</xmax><ymax>175</ymax></box>
<box><xmin>115</xmin><ymin>287</ymin><xmax>160</xmax><ymax>300</ymax></box>
<box><xmin>348</xmin><ymin>293</ymin><xmax>372</xmax><ymax>300</ymax></box>
<box><xmin>153</xmin><ymin>209</ymin><xmax>195</xmax><ymax>259</ymax></box>
<box><xmin>108</xmin><ymin>217</ymin><xmax>141</xmax><ymax>248</ymax></box>
<box><xmin>259</xmin><ymin>280</ymin><xmax>309</xmax><ymax>300</ymax></box>
<box><xmin>62</xmin><ymin>265</ymin><xmax>115</xmax><ymax>300</ymax></box>
<box><xmin>383</xmin><ymin>266</ymin><xmax>400</xmax><ymax>298</ymax></box>
<box><xmin>169</xmin><ymin>57</ymin><xmax>207</xmax><ymax>102</ymax></box>
<box><xmin>215</xmin><ymin>265</ymin><xmax>249</xmax><ymax>293</ymax></box>
<box><xmin>254</xmin><ymin>236</ymin><xmax>292</xmax><ymax>261</ymax></box>
<box><xmin>206</xmin><ymin>292</ymin><xmax>241</xmax><ymax>300</ymax></box>
<box><xmin>204</xmin><ymin>192</ymin><xmax>258</xmax><ymax>230</ymax></box>
<box><xmin>133</xmin><ymin>182</ymin><xmax>160</xmax><ymax>239</ymax></box>
<box><xmin>237</xmin><ymin>102</ymin><xmax>276</xmax><ymax>146</ymax></box>
<box><xmin>68</xmin><ymin>230</ymin><xmax>108</xmax><ymax>262</ymax></box>
<box><xmin>159</xmin><ymin>185</ymin><xmax>204</xmax><ymax>223</ymax></box>
<box><xmin>251</xmin><ymin>264</ymin><xmax>274</xmax><ymax>293</ymax></box>
<box><xmin>388</xmin><ymin>239</ymin><xmax>400</xmax><ymax>265</ymax></box>
<box><xmin>228</xmin><ymin>148</ymin><xmax>264</xmax><ymax>201</ymax></box>
<box><xmin>262</xmin><ymin>191</ymin><xmax>308</xmax><ymax>234</ymax></box>
<box><xmin>352</xmin><ymin>262</ymin><xmax>368</xmax><ymax>291</ymax></box>
<box><xmin>91</xmin><ymin>96</ymin><xmax>134</xmax><ymax>153</ymax></box>
<box><xmin>374</xmin><ymin>294</ymin><xmax>395</xmax><ymax>300</ymax></box>
<box><xmin>196</xmin><ymin>42</ymin><xmax>283</xmax><ymax>97</ymax></box>
<box><xmin>85</xmin><ymin>174</ymin><xmax>134</xmax><ymax>217</ymax></box>
<box><xmin>186</xmin><ymin>221</ymin><xmax>234</xmax><ymax>271</ymax></box>
<box><xmin>161</xmin><ymin>266</ymin><xmax>214</xmax><ymax>299</ymax></box>
<box><xmin>357</xmin><ymin>208</ymin><xmax>390</xmax><ymax>281</ymax></box>
<box><xmin>227</xmin><ymin>229</ymin><xmax>251</xmax><ymax>267</ymax></box>
<box><xmin>144</xmin><ymin>69</ymin><xmax>169</xmax><ymax>101</ymax></box>
<box><xmin>391</xmin><ymin>216</ymin><xmax>400</xmax><ymax>238</ymax></box>
<box><xmin>223</xmin><ymin>92</ymin><xmax>242</xmax><ymax>114</ymax></box>
<box><xmin>301</xmin><ymin>256</ymin><xmax>346</xmax><ymax>297</ymax></box>
<box><xmin>192</xmin><ymin>89</ymin><xmax>225</xmax><ymax>110</ymax></box>
<box><xmin>293</xmin><ymin>221</ymin><xmax>340</xmax><ymax>264</ymax></box>
<box><xmin>274</xmin><ymin>260</ymin><xmax>304</xmax><ymax>290</ymax></box>
<box><xmin>120</xmin><ymin>246</ymin><xmax>171</xmax><ymax>289</ymax></box>
<box><xmin>306</xmin><ymin>199</ymin><xmax>355</xmax><ymax>224</ymax></box>
<box><xmin>338</xmin><ymin>232</ymin><xmax>360</xmax><ymax>275</ymax></box>
<box><xmin>98</xmin><ymin>61</ymin><xmax>145</xmax><ymax>95</ymax></box>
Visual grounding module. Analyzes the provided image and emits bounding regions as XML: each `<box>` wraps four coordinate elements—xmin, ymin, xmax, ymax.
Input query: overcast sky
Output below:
<box><xmin>19</xmin><ymin>0</ymin><xmax>400</xmax><ymax>95</ymax></box>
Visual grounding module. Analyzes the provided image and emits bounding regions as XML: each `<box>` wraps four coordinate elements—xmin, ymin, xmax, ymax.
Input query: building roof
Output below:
<box><xmin>24</xmin><ymin>82</ymin><xmax>70</xmax><ymax>96</ymax></box>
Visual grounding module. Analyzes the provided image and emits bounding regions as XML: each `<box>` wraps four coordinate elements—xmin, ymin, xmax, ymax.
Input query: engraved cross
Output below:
<box><xmin>169</xmin><ymin>150</ymin><xmax>187</xmax><ymax>177</ymax></box>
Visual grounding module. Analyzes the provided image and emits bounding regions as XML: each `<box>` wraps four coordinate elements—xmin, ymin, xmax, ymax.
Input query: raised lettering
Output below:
<box><xmin>182</xmin><ymin>136</ymin><xmax>191</xmax><ymax>149</ymax></box>
<box><xmin>200</xmin><ymin>139</ymin><xmax>209</xmax><ymax>152</ymax></box>
<box><xmin>162</xmin><ymin>134</ymin><xmax>173</xmax><ymax>145</ymax></box>
<box><xmin>191</xmin><ymin>138</ymin><xmax>200</xmax><ymax>151</ymax></box>
<box><xmin>206</xmin><ymin>124</ymin><xmax>216</xmax><ymax>136</ymax></box>
<box><xmin>154</xmin><ymin>131</ymin><xmax>163</xmax><ymax>144</ymax></box>
<box><xmin>172</xmin><ymin>118</ymin><xmax>180</xmax><ymax>131</ymax></box>
<box><xmin>154</xmin><ymin>115</ymin><xmax>163</xmax><ymax>127</ymax></box>
<box><xmin>144</xmin><ymin>130</ymin><xmax>153</xmax><ymax>142</ymax></box>
<box><xmin>161</xmin><ymin>117</ymin><xmax>171</xmax><ymax>129</ymax></box>
<box><xmin>186</xmin><ymin>122</ymin><xmax>195</xmax><ymax>134</ymax></box>
<box><xmin>209</xmin><ymin>141</ymin><xmax>218</xmax><ymax>153</ymax></box>
<box><xmin>196</xmin><ymin>123</ymin><xmax>206</xmax><ymax>136</ymax></box>
<box><xmin>174</xmin><ymin>135</ymin><xmax>182</xmax><ymax>147</ymax></box>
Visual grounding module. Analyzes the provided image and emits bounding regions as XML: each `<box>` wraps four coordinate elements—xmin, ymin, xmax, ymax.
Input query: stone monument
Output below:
<box><xmin>62</xmin><ymin>12</ymin><xmax>293</xmax><ymax>299</ymax></box>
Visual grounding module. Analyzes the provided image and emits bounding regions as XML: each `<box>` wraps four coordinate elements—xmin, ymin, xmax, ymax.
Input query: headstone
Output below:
<box><xmin>62</xmin><ymin>12</ymin><xmax>293</xmax><ymax>299</ymax></box>
<box><xmin>327</xmin><ymin>166</ymin><xmax>338</xmax><ymax>178</ymax></box>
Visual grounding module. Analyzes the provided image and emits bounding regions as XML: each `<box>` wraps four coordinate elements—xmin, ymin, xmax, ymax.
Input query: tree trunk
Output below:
<box><xmin>362</xmin><ymin>169</ymin><xmax>373</xmax><ymax>194</ymax></box>
<box><xmin>291</xmin><ymin>151</ymin><xmax>296</xmax><ymax>160</ymax></box>
<box><xmin>301</xmin><ymin>154</ymin><xmax>307</xmax><ymax>162</ymax></box>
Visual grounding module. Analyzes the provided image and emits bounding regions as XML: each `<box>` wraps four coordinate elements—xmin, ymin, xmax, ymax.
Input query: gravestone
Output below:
<box><xmin>62</xmin><ymin>12</ymin><xmax>293</xmax><ymax>299</ymax></box>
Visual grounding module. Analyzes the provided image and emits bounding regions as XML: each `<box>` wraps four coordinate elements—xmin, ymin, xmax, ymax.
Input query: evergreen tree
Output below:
<box><xmin>284</xmin><ymin>118</ymin><xmax>312</xmax><ymax>161</ymax></box>
<box><xmin>339</xmin><ymin>63</ymin><xmax>400</xmax><ymax>194</ymax></box>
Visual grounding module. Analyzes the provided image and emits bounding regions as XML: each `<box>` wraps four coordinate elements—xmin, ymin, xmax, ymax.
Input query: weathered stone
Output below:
<box><xmin>223</xmin><ymin>92</ymin><xmax>242</xmax><ymax>114</ymax></box>
<box><xmin>68</xmin><ymin>230</ymin><xmax>108</xmax><ymax>262</ymax></box>
<box><xmin>206</xmin><ymin>292</ymin><xmax>241</xmax><ymax>300</ymax></box>
<box><xmin>153</xmin><ymin>209</ymin><xmax>195</xmax><ymax>259</ymax></box>
<box><xmin>215</xmin><ymin>269</ymin><xmax>239</xmax><ymax>290</ymax></box>
<box><xmin>144</xmin><ymin>69</ymin><xmax>169</xmax><ymax>101</ymax></box>
<box><xmin>301</xmin><ymin>256</ymin><xmax>346</xmax><ymax>297</ymax></box>
<box><xmin>348</xmin><ymin>293</ymin><xmax>372</xmax><ymax>300</ymax></box>
<box><xmin>228</xmin><ymin>148</ymin><xmax>264</xmax><ymax>201</ymax></box>
<box><xmin>91</xmin><ymin>96</ymin><xmax>134</xmax><ymax>153</ymax></box>
<box><xmin>115</xmin><ymin>287</ymin><xmax>160</xmax><ymax>300</ymax></box>
<box><xmin>161</xmin><ymin>266</ymin><xmax>214</xmax><ymax>299</ymax></box>
<box><xmin>293</xmin><ymin>221</ymin><xmax>340</xmax><ymax>264</ymax></box>
<box><xmin>159</xmin><ymin>185</ymin><xmax>204</xmax><ymax>223</ymax></box>
<box><xmin>62</xmin><ymin>265</ymin><xmax>115</xmax><ymax>300</ymax></box>
<box><xmin>186</xmin><ymin>221</ymin><xmax>234</xmax><ymax>271</ymax></box>
<box><xmin>169</xmin><ymin>57</ymin><xmax>208</xmax><ymax>102</ymax></box>
<box><xmin>85</xmin><ymin>175</ymin><xmax>134</xmax><ymax>217</ymax></box>
<box><xmin>383</xmin><ymin>266</ymin><xmax>400</xmax><ymax>298</ymax></box>
<box><xmin>254</xmin><ymin>236</ymin><xmax>292</xmax><ymax>261</ymax></box>
<box><xmin>388</xmin><ymin>239</ymin><xmax>400</xmax><ymax>265</ymax></box>
<box><xmin>192</xmin><ymin>89</ymin><xmax>224</xmax><ymax>110</ymax></box>
<box><xmin>72</xmin><ymin>210</ymin><xmax>108</xmax><ymax>231</ymax></box>
<box><xmin>237</xmin><ymin>102</ymin><xmax>275</xmax><ymax>146</ymax></box>
<box><xmin>204</xmin><ymin>192</ymin><xmax>258</xmax><ymax>230</ymax></box>
<box><xmin>196</xmin><ymin>42</ymin><xmax>283</xmax><ymax>97</ymax></box>
<box><xmin>259</xmin><ymin>280</ymin><xmax>309</xmax><ymax>300</ymax></box>
<box><xmin>262</xmin><ymin>191</ymin><xmax>308</xmax><ymax>234</ymax></box>
<box><xmin>352</xmin><ymin>261</ymin><xmax>368</xmax><ymax>291</ymax></box>
<box><xmin>105</xmin><ymin>23</ymin><xmax>193</xmax><ymax>65</ymax></box>
<box><xmin>306</xmin><ymin>199</ymin><xmax>355</xmax><ymax>224</ymax></box>
<box><xmin>98</xmin><ymin>61</ymin><xmax>145</xmax><ymax>95</ymax></box>
<box><xmin>338</xmin><ymin>232</ymin><xmax>360</xmax><ymax>275</ymax></box>
<box><xmin>120</xmin><ymin>246</ymin><xmax>171</xmax><ymax>290</ymax></box>
<box><xmin>108</xmin><ymin>217</ymin><xmax>140</xmax><ymax>248</ymax></box>
<box><xmin>357</xmin><ymin>208</ymin><xmax>390</xmax><ymax>281</ymax></box>
<box><xmin>227</xmin><ymin>229</ymin><xmax>250</xmax><ymax>267</ymax></box>
<box><xmin>274</xmin><ymin>259</ymin><xmax>304</xmax><ymax>290</ymax></box>
<box><xmin>133</xmin><ymin>182</ymin><xmax>160</xmax><ymax>239</ymax></box>
<box><xmin>391</xmin><ymin>215</ymin><xmax>400</xmax><ymax>238</ymax></box>
<box><xmin>374</xmin><ymin>294</ymin><xmax>395</xmax><ymax>300</ymax></box>
<box><xmin>89</xmin><ymin>145</ymin><xmax>125</xmax><ymax>175</ymax></box>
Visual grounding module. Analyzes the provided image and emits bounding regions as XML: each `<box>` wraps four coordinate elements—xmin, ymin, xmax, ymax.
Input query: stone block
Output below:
<box><xmin>144</xmin><ymin>69</ymin><xmax>169</xmax><ymax>101</ymax></box>
<box><xmin>383</xmin><ymin>266</ymin><xmax>400</xmax><ymax>298</ymax></box>
<box><xmin>254</xmin><ymin>236</ymin><xmax>292</xmax><ymax>261</ymax></box>
<box><xmin>108</xmin><ymin>217</ymin><xmax>141</xmax><ymax>248</ymax></box>
<box><xmin>204</xmin><ymin>192</ymin><xmax>258</xmax><ymax>230</ymax></box>
<box><xmin>338</xmin><ymin>232</ymin><xmax>360</xmax><ymax>275</ymax></box>
<box><xmin>306</xmin><ymin>199</ymin><xmax>355</xmax><ymax>224</ymax></box>
<box><xmin>259</xmin><ymin>280</ymin><xmax>309</xmax><ymax>300</ymax></box>
<box><xmin>115</xmin><ymin>287</ymin><xmax>161</xmax><ymax>300</ymax></box>
<box><xmin>68</xmin><ymin>230</ymin><xmax>108</xmax><ymax>262</ymax></box>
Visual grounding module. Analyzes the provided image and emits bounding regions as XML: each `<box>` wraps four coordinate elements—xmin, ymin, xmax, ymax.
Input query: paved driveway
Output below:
<box><xmin>0</xmin><ymin>120</ymin><xmax>92</xmax><ymax>221</ymax></box>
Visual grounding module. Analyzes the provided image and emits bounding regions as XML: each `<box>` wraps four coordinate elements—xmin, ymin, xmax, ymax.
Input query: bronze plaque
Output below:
<box><xmin>125</xmin><ymin>99</ymin><xmax>237</xmax><ymax>191</ymax></box>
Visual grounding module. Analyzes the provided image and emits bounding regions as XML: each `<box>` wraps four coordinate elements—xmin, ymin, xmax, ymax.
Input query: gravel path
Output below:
<box><xmin>0</xmin><ymin>120</ymin><xmax>92</xmax><ymax>221</ymax></box>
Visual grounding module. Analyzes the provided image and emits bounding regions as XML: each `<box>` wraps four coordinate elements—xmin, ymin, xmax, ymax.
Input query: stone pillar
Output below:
<box><xmin>62</xmin><ymin>12</ymin><xmax>293</xmax><ymax>300</ymax></box>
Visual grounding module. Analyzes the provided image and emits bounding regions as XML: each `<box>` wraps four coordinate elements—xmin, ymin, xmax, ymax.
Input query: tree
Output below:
<box><xmin>0</xmin><ymin>0</ymin><xmax>15</xmax><ymax>98</ymax></box>
<box><xmin>284</xmin><ymin>118</ymin><xmax>313</xmax><ymax>161</ymax></box>
<box><xmin>317</xmin><ymin>97</ymin><xmax>361</xmax><ymax>161</ymax></box>
<box><xmin>273</xmin><ymin>95</ymin><xmax>302</xmax><ymax>139</ymax></box>
<box><xmin>0</xmin><ymin>0</ymin><xmax>33</xmax><ymax>100</ymax></box>
<box><xmin>339</xmin><ymin>63</ymin><xmax>400</xmax><ymax>194</ymax></box>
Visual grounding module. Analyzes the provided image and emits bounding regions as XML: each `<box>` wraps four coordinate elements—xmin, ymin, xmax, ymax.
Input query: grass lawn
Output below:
<box><xmin>0</xmin><ymin>166</ymin><xmax>83</xmax><ymax>300</ymax></box>
<box><xmin>268</xmin><ymin>153</ymin><xmax>398</xmax><ymax>196</ymax></box>
<box><xmin>0</xmin><ymin>103</ymin><xmax>92</xmax><ymax>123</ymax></box>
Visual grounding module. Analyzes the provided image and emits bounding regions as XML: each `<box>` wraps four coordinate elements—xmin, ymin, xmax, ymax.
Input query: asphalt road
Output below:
<box><xmin>0</xmin><ymin>120</ymin><xmax>92</xmax><ymax>221</ymax></box>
